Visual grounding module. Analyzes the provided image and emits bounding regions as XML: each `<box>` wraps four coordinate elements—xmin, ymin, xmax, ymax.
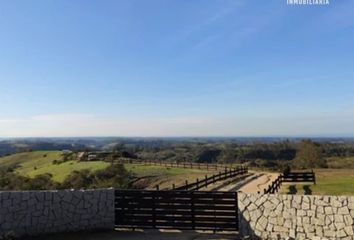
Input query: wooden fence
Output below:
<box><xmin>115</xmin><ymin>190</ymin><xmax>238</xmax><ymax>231</ymax></box>
<box><xmin>116</xmin><ymin>158</ymin><xmax>240</xmax><ymax>171</ymax></box>
<box><xmin>263</xmin><ymin>170</ymin><xmax>316</xmax><ymax>194</ymax></box>
<box><xmin>282</xmin><ymin>170</ymin><xmax>316</xmax><ymax>184</ymax></box>
<box><xmin>171</xmin><ymin>166</ymin><xmax>248</xmax><ymax>191</ymax></box>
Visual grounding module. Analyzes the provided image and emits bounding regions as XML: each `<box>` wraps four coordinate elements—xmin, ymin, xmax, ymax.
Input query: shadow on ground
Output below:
<box><xmin>287</xmin><ymin>185</ymin><xmax>297</xmax><ymax>194</ymax></box>
<box><xmin>303</xmin><ymin>185</ymin><xmax>312</xmax><ymax>195</ymax></box>
<box><xmin>22</xmin><ymin>229</ymin><xmax>245</xmax><ymax>240</ymax></box>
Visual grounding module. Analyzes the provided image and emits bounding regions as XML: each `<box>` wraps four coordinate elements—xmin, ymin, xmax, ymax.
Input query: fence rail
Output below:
<box><xmin>282</xmin><ymin>171</ymin><xmax>316</xmax><ymax>184</ymax></box>
<box><xmin>263</xmin><ymin>170</ymin><xmax>316</xmax><ymax>194</ymax></box>
<box><xmin>115</xmin><ymin>190</ymin><xmax>238</xmax><ymax>231</ymax></box>
<box><xmin>116</xmin><ymin>158</ymin><xmax>240</xmax><ymax>171</ymax></box>
<box><xmin>173</xmin><ymin>166</ymin><xmax>248</xmax><ymax>191</ymax></box>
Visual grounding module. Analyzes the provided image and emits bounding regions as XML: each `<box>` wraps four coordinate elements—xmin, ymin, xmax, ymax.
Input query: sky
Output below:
<box><xmin>1</xmin><ymin>0</ymin><xmax>354</xmax><ymax>137</ymax></box>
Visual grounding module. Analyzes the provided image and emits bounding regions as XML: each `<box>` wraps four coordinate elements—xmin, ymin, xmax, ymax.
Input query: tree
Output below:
<box><xmin>293</xmin><ymin>140</ymin><xmax>326</xmax><ymax>169</ymax></box>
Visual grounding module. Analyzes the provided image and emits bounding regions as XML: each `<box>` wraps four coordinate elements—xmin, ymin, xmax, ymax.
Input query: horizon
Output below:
<box><xmin>2</xmin><ymin>135</ymin><xmax>354</xmax><ymax>140</ymax></box>
<box><xmin>1</xmin><ymin>0</ymin><xmax>354</xmax><ymax>137</ymax></box>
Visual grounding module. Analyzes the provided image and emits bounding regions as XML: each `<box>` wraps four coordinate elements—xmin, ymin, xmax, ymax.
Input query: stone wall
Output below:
<box><xmin>238</xmin><ymin>192</ymin><xmax>354</xmax><ymax>240</ymax></box>
<box><xmin>0</xmin><ymin>189</ymin><xmax>115</xmax><ymax>238</ymax></box>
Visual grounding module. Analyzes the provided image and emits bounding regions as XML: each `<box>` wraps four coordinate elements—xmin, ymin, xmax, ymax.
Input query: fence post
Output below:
<box><xmin>205</xmin><ymin>175</ymin><xmax>208</xmax><ymax>187</ymax></box>
<box><xmin>196</xmin><ymin>178</ymin><xmax>199</xmax><ymax>190</ymax></box>
<box><xmin>172</xmin><ymin>183</ymin><xmax>175</xmax><ymax>190</ymax></box>
<box><xmin>185</xmin><ymin>180</ymin><xmax>188</xmax><ymax>190</ymax></box>
<box><xmin>156</xmin><ymin>185</ymin><xmax>159</xmax><ymax>191</ymax></box>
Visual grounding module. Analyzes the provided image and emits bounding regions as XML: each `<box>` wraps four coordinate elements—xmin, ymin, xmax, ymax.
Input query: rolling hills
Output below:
<box><xmin>0</xmin><ymin>151</ymin><xmax>213</xmax><ymax>189</ymax></box>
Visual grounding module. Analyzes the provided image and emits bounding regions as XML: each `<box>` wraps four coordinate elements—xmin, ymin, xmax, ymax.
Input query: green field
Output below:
<box><xmin>0</xmin><ymin>151</ymin><xmax>213</xmax><ymax>187</ymax></box>
<box><xmin>0</xmin><ymin>151</ymin><xmax>110</xmax><ymax>182</ymax></box>
<box><xmin>280</xmin><ymin>169</ymin><xmax>354</xmax><ymax>196</ymax></box>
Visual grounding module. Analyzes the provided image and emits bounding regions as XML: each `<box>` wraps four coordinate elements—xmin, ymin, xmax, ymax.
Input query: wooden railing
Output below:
<box><xmin>282</xmin><ymin>170</ymin><xmax>316</xmax><ymax>184</ymax></box>
<box><xmin>171</xmin><ymin>166</ymin><xmax>248</xmax><ymax>191</ymax></box>
<box><xmin>263</xmin><ymin>170</ymin><xmax>316</xmax><ymax>194</ymax></box>
<box><xmin>263</xmin><ymin>175</ymin><xmax>283</xmax><ymax>194</ymax></box>
<box><xmin>116</xmin><ymin>158</ymin><xmax>240</xmax><ymax>171</ymax></box>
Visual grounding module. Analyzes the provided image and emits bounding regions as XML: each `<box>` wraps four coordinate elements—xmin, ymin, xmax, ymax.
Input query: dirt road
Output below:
<box><xmin>238</xmin><ymin>172</ymin><xmax>279</xmax><ymax>193</ymax></box>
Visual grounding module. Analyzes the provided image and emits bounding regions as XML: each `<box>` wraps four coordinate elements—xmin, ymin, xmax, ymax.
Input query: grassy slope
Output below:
<box><xmin>25</xmin><ymin>160</ymin><xmax>110</xmax><ymax>182</ymax></box>
<box><xmin>0</xmin><ymin>151</ymin><xmax>214</xmax><ymax>187</ymax></box>
<box><xmin>124</xmin><ymin>164</ymin><xmax>209</xmax><ymax>177</ymax></box>
<box><xmin>125</xmin><ymin>163</ymin><xmax>216</xmax><ymax>190</ymax></box>
<box><xmin>280</xmin><ymin>169</ymin><xmax>354</xmax><ymax>196</ymax></box>
<box><xmin>0</xmin><ymin>151</ymin><xmax>109</xmax><ymax>182</ymax></box>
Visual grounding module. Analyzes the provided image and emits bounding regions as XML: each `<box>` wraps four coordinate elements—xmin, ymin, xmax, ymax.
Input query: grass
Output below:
<box><xmin>326</xmin><ymin>156</ymin><xmax>354</xmax><ymax>168</ymax></box>
<box><xmin>0</xmin><ymin>151</ymin><xmax>109</xmax><ymax>182</ymax></box>
<box><xmin>24</xmin><ymin>160</ymin><xmax>110</xmax><ymax>182</ymax></box>
<box><xmin>0</xmin><ymin>151</ymin><xmax>214</xmax><ymax>187</ymax></box>
<box><xmin>124</xmin><ymin>164</ymin><xmax>209</xmax><ymax>177</ymax></box>
<box><xmin>280</xmin><ymin>169</ymin><xmax>354</xmax><ymax>196</ymax></box>
<box><xmin>124</xmin><ymin>163</ymin><xmax>216</xmax><ymax>190</ymax></box>
<box><xmin>0</xmin><ymin>151</ymin><xmax>62</xmax><ymax>169</ymax></box>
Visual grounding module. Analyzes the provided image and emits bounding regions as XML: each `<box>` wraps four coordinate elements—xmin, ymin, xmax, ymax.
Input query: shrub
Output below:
<box><xmin>60</xmin><ymin>164</ymin><xmax>132</xmax><ymax>189</ymax></box>
<box><xmin>61</xmin><ymin>169</ymin><xmax>94</xmax><ymax>189</ymax></box>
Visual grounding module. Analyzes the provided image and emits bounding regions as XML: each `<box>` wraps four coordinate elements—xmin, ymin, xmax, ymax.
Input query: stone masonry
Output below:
<box><xmin>238</xmin><ymin>192</ymin><xmax>354</xmax><ymax>240</ymax></box>
<box><xmin>0</xmin><ymin>189</ymin><xmax>115</xmax><ymax>239</ymax></box>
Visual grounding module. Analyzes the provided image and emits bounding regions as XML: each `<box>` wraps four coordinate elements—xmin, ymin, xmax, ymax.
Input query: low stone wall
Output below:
<box><xmin>238</xmin><ymin>192</ymin><xmax>354</xmax><ymax>239</ymax></box>
<box><xmin>0</xmin><ymin>189</ymin><xmax>115</xmax><ymax>238</ymax></box>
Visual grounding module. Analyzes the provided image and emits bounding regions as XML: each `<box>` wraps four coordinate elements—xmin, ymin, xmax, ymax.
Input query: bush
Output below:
<box><xmin>93</xmin><ymin>164</ymin><xmax>132</xmax><ymax>188</ymax></box>
<box><xmin>61</xmin><ymin>169</ymin><xmax>94</xmax><ymax>189</ymax></box>
<box><xmin>0</xmin><ymin>170</ymin><xmax>58</xmax><ymax>191</ymax></box>
<box><xmin>60</xmin><ymin>164</ymin><xmax>132</xmax><ymax>189</ymax></box>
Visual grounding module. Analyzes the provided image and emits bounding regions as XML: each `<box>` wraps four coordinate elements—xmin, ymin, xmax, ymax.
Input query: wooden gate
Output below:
<box><xmin>115</xmin><ymin>190</ymin><xmax>238</xmax><ymax>231</ymax></box>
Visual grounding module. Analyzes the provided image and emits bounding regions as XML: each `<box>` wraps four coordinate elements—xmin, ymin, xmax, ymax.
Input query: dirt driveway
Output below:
<box><xmin>238</xmin><ymin>172</ymin><xmax>279</xmax><ymax>193</ymax></box>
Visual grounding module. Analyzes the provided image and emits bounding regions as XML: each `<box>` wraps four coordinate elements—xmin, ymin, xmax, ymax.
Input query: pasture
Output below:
<box><xmin>280</xmin><ymin>169</ymin><xmax>354</xmax><ymax>196</ymax></box>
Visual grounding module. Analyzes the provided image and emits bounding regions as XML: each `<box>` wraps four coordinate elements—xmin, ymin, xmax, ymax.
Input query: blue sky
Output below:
<box><xmin>1</xmin><ymin>0</ymin><xmax>354</xmax><ymax>137</ymax></box>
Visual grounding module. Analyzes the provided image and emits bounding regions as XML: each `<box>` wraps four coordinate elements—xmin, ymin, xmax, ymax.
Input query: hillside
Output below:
<box><xmin>0</xmin><ymin>151</ymin><xmax>109</xmax><ymax>182</ymax></box>
<box><xmin>0</xmin><ymin>151</ymin><xmax>214</xmax><ymax>188</ymax></box>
